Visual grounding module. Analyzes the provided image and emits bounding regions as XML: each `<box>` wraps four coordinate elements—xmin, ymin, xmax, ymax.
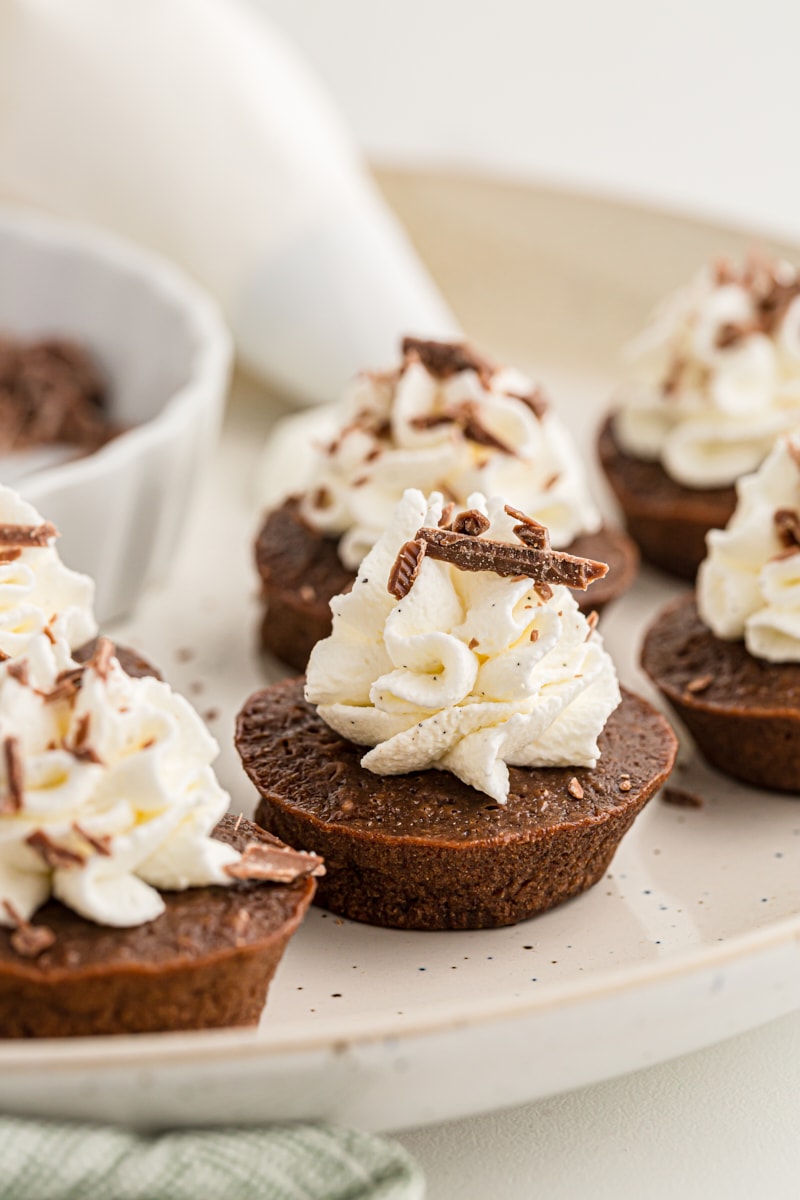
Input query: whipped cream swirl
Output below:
<box><xmin>305</xmin><ymin>489</ymin><xmax>620</xmax><ymax>803</ymax></box>
<box><xmin>0</xmin><ymin>634</ymin><xmax>239</xmax><ymax>929</ymax></box>
<box><xmin>698</xmin><ymin>433</ymin><xmax>800</xmax><ymax>661</ymax></box>
<box><xmin>0</xmin><ymin>485</ymin><xmax>96</xmax><ymax>658</ymax></box>
<box><xmin>301</xmin><ymin>339</ymin><xmax>601</xmax><ymax>569</ymax></box>
<box><xmin>613</xmin><ymin>253</ymin><xmax>800</xmax><ymax>488</ymax></box>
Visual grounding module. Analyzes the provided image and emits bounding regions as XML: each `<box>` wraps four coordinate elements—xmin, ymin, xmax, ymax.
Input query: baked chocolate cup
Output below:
<box><xmin>74</xmin><ymin>638</ymin><xmax>160</xmax><ymax>680</ymax></box>
<box><xmin>598</xmin><ymin>414</ymin><xmax>737</xmax><ymax>581</ymax></box>
<box><xmin>256</xmin><ymin>497</ymin><xmax>639</xmax><ymax>673</ymax></box>
<box><xmin>0</xmin><ymin>815</ymin><xmax>316</xmax><ymax>1038</ymax></box>
<box><xmin>236</xmin><ymin>679</ymin><xmax>677</xmax><ymax>931</ymax></box>
<box><xmin>642</xmin><ymin>592</ymin><xmax>800</xmax><ymax>792</ymax></box>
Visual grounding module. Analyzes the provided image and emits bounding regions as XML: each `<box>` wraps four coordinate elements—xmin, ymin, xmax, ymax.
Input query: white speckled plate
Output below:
<box><xmin>1</xmin><ymin>172</ymin><xmax>799</xmax><ymax>1133</ymax></box>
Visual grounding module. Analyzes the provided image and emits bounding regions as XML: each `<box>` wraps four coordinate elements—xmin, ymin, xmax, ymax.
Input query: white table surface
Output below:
<box><xmin>396</xmin><ymin>1010</ymin><xmax>800</xmax><ymax>1199</ymax></box>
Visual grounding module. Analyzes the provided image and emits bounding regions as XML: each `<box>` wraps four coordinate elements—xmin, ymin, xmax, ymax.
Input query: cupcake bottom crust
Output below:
<box><xmin>256</xmin><ymin>497</ymin><xmax>639</xmax><ymax>673</ymax></box>
<box><xmin>0</xmin><ymin>816</ymin><xmax>316</xmax><ymax>1038</ymax></box>
<box><xmin>236</xmin><ymin>679</ymin><xmax>677</xmax><ymax>930</ymax></box>
<box><xmin>642</xmin><ymin>592</ymin><xmax>800</xmax><ymax>791</ymax></box>
<box><xmin>597</xmin><ymin>414</ymin><xmax>736</xmax><ymax>581</ymax></box>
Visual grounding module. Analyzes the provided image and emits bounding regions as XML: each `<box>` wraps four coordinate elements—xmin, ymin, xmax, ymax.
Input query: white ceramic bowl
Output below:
<box><xmin>0</xmin><ymin>208</ymin><xmax>232</xmax><ymax>622</ymax></box>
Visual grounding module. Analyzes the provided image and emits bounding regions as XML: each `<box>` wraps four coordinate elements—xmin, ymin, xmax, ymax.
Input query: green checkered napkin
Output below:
<box><xmin>0</xmin><ymin>1117</ymin><xmax>424</xmax><ymax>1200</ymax></box>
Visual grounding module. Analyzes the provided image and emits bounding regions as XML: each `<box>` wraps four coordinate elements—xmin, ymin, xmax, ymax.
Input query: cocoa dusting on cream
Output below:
<box><xmin>225</xmin><ymin>840</ymin><xmax>325</xmax><ymax>884</ymax></box>
<box><xmin>388</xmin><ymin>539</ymin><xmax>427</xmax><ymax>600</ymax></box>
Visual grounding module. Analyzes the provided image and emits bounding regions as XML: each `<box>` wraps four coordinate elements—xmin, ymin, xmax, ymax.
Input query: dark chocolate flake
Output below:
<box><xmin>774</xmin><ymin>507</ymin><xmax>800</xmax><ymax>549</ymax></box>
<box><xmin>663</xmin><ymin>786</ymin><xmax>704</xmax><ymax>809</ymax></box>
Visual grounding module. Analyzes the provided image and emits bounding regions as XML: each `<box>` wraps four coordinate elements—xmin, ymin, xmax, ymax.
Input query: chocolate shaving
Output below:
<box><xmin>458</xmin><ymin>402</ymin><xmax>515</xmax><ymax>455</ymax></box>
<box><xmin>401</xmin><ymin>337</ymin><xmax>495</xmax><ymax>387</ymax></box>
<box><xmin>663</xmin><ymin>786</ymin><xmax>704</xmax><ymax>809</ymax></box>
<box><xmin>68</xmin><ymin>713</ymin><xmax>103</xmax><ymax>764</ymax></box>
<box><xmin>2</xmin><ymin>900</ymin><xmax>56</xmax><ymax>959</ymax></box>
<box><xmin>26</xmin><ymin>830</ymin><xmax>86</xmax><ymax>870</ymax></box>
<box><xmin>715</xmin><ymin>320</ymin><xmax>758</xmax><ymax>349</ymax></box>
<box><xmin>468</xmin><ymin>637</ymin><xmax>480</xmax><ymax>650</ymax></box>
<box><xmin>508</xmin><ymin>386</ymin><xmax>548</xmax><ymax>419</ymax></box>
<box><xmin>567</xmin><ymin>777</ymin><xmax>584</xmax><ymax>800</ymax></box>
<box><xmin>43</xmin><ymin>667</ymin><xmax>84</xmax><ymax>705</ymax></box>
<box><xmin>504</xmin><ymin>504</ymin><xmax>550</xmax><ymax>550</ymax></box>
<box><xmin>438</xmin><ymin>502</ymin><xmax>455</xmax><ymax>529</ymax></box>
<box><xmin>452</xmin><ymin>508</ymin><xmax>491</xmax><ymax>537</ymax></box>
<box><xmin>585</xmin><ymin>611</ymin><xmax>599</xmax><ymax>640</ymax></box>
<box><xmin>88</xmin><ymin>636</ymin><xmax>114</xmax><ymax>680</ymax></box>
<box><xmin>534</xmin><ymin>581</ymin><xmax>554</xmax><ymax>602</ymax></box>
<box><xmin>6</xmin><ymin>660</ymin><xmax>29</xmax><ymax>686</ymax></box>
<box><xmin>414</xmin><ymin>527</ymin><xmax>608</xmax><ymax>591</ymax></box>
<box><xmin>3</xmin><ymin>737</ymin><xmax>23</xmax><ymax>812</ymax></box>
<box><xmin>0</xmin><ymin>521</ymin><xmax>57</xmax><ymax>548</ymax></box>
<box><xmin>774</xmin><ymin>507</ymin><xmax>800</xmax><ymax>549</ymax></box>
<box><xmin>0</xmin><ymin>549</ymin><xmax>21</xmax><ymax>564</ymax></box>
<box><xmin>409</xmin><ymin>413</ymin><xmax>455</xmax><ymax>431</ymax></box>
<box><xmin>661</xmin><ymin>357</ymin><xmax>685</xmax><ymax>397</ymax></box>
<box><xmin>529</xmin><ymin>628</ymin><xmax>539</xmax><ymax>642</ymax></box>
<box><xmin>72</xmin><ymin>823</ymin><xmax>112</xmax><ymax>856</ymax></box>
<box><xmin>13</xmin><ymin>922</ymin><xmax>56</xmax><ymax>957</ymax></box>
<box><xmin>225</xmin><ymin>841</ymin><xmax>325</xmax><ymax>883</ymax></box>
<box><xmin>388</xmin><ymin>539</ymin><xmax>427</xmax><ymax>600</ymax></box>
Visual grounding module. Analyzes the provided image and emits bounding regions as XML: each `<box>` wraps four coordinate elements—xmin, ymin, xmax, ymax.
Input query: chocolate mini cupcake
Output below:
<box><xmin>0</xmin><ymin>631</ymin><xmax>322</xmax><ymax>1038</ymax></box>
<box><xmin>257</xmin><ymin>337</ymin><xmax>638</xmax><ymax>672</ymax></box>
<box><xmin>600</xmin><ymin>251</ymin><xmax>800</xmax><ymax>579</ymax></box>
<box><xmin>642</xmin><ymin>432</ymin><xmax>800</xmax><ymax>790</ymax></box>
<box><xmin>0</xmin><ymin>813</ymin><xmax>319</xmax><ymax>1038</ymax></box>
<box><xmin>239</xmin><ymin>489</ymin><xmax>676</xmax><ymax>930</ymax></box>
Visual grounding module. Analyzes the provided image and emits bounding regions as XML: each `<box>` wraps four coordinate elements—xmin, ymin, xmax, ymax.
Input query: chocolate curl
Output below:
<box><xmin>414</xmin><ymin>526</ymin><xmax>608</xmax><ymax>591</ymax></box>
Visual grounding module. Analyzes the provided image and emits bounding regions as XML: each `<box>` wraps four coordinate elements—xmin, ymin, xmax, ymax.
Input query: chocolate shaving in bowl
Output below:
<box><xmin>225</xmin><ymin>841</ymin><xmax>325</xmax><ymax>883</ymax></box>
<box><xmin>414</xmin><ymin>526</ymin><xmax>608</xmax><ymax>591</ymax></box>
<box><xmin>388</xmin><ymin>539</ymin><xmax>427</xmax><ymax>600</ymax></box>
<box><xmin>0</xmin><ymin>521</ymin><xmax>57</xmax><ymax>548</ymax></box>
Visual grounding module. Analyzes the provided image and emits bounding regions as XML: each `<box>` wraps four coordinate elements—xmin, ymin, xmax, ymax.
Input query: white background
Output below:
<box><xmin>254</xmin><ymin>3</ymin><xmax>800</xmax><ymax>1196</ymax></box>
<box><xmin>257</xmin><ymin>0</ymin><xmax>800</xmax><ymax>241</ymax></box>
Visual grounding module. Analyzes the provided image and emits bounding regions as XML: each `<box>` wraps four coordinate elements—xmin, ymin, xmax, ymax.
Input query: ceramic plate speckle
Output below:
<box><xmin>1</xmin><ymin>172</ymin><xmax>799</xmax><ymax>1133</ymax></box>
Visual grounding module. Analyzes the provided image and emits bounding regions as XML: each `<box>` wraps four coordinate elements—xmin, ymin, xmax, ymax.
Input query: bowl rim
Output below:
<box><xmin>0</xmin><ymin>204</ymin><xmax>233</xmax><ymax>494</ymax></box>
